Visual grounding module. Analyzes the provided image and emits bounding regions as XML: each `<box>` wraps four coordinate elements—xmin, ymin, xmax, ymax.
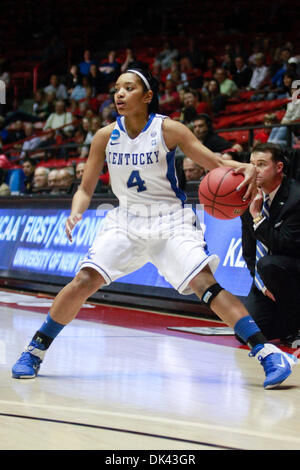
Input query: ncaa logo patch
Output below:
<box><xmin>110</xmin><ymin>129</ymin><xmax>120</xmax><ymax>141</ymax></box>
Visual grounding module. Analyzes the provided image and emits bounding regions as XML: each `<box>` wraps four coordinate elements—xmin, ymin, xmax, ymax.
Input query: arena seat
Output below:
<box><xmin>218</xmin><ymin>130</ymin><xmax>250</xmax><ymax>144</ymax></box>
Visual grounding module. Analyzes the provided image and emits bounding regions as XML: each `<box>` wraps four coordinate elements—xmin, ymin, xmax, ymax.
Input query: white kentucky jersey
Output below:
<box><xmin>105</xmin><ymin>113</ymin><xmax>186</xmax><ymax>212</ymax></box>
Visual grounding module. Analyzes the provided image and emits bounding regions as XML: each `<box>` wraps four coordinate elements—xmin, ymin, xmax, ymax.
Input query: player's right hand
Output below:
<box><xmin>65</xmin><ymin>213</ymin><xmax>82</xmax><ymax>242</ymax></box>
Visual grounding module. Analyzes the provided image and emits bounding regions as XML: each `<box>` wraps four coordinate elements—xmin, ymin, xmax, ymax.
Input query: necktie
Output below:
<box><xmin>254</xmin><ymin>194</ymin><xmax>270</xmax><ymax>291</ymax></box>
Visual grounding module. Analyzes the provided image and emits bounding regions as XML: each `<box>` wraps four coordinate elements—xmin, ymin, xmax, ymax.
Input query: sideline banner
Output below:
<box><xmin>0</xmin><ymin>206</ymin><xmax>251</xmax><ymax>297</ymax></box>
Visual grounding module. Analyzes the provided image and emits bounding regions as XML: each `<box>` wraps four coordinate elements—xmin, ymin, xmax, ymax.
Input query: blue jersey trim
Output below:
<box><xmin>142</xmin><ymin>113</ymin><xmax>155</xmax><ymax>132</ymax></box>
<box><xmin>116</xmin><ymin>113</ymin><xmax>155</xmax><ymax>136</ymax></box>
<box><xmin>116</xmin><ymin>115</ymin><xmax>125</xmax><ymax>132</ymax></box>
<box><xmin>166</xmin><ymin>149</ymin><xmax>187</xmax><ymax>205</ymax></box>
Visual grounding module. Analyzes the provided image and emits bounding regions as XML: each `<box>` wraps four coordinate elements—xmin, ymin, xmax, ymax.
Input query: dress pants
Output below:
<box><xmin>244</xmin><ymin>255</ymin><xmax>300</xmax><ymax>340</ymax></box>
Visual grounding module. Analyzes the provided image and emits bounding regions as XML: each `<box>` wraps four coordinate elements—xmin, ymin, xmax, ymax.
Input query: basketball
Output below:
<box><xmin>198</xmin><ymin>167</ymin><xmax>250</xmax><ymax>219</ymax></box>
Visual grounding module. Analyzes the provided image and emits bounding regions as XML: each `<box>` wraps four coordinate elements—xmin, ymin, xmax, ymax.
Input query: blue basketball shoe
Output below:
<box><xmin>250</xmin><ymin>343</ymin><xmax>298</xmax><ymax>389</ymax></box>
<box><xmin>12</xmin><ymin>341</ymin><xmax>46</xmax><ymax>379</ymax></box>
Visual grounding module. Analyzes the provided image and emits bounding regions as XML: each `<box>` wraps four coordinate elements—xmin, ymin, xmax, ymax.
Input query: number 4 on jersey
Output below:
<box><xmin>127</xmin><ymin>170</ymin><xmax>147</xmax><ymax>192</ymax></box>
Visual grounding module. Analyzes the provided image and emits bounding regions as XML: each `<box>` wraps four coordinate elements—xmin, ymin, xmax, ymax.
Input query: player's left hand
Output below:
<box><xmin>65</xmin><ymin>213</ymin><xmax>82</xmax><ymax>242</ymax></box>
<box><xmin>234</xmin><ymin>163</ymin><xmax>257</xmax><ymax>201</ymax></box>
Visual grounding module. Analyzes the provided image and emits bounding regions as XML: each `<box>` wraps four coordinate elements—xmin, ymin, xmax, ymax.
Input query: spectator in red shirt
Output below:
<box><xmin>159</xmin><ymin>79</ymin><xmax>181</xmax><ymax>116</ymax></box>
<box><xmin>203</xmin><ymin>57</ymin><xmax>217</xmax><ymax>81</ymax></box>
<box><xmin>180</xmin><ymin>89</ymin><xmax>211</xmax><ymax>123</ymax></box>
<box><xmin>253</xmin><ymin>113</ymin><xmax>279</xmax><ymax>147</ymax></box>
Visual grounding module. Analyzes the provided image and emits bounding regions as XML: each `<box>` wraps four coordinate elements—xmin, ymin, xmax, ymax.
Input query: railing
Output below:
<box><xmin>218</xmin><ymin>121</ymin><xmax>300</xmax><ymax>149</ymax></box>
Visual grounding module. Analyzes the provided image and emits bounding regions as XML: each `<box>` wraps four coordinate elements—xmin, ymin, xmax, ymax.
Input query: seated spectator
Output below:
<box><xmin>48</xmin><ymin>168</ymin><xmax>60</xmax><ymax>194</ymax></box>
<box><xmin>70</xmin><ymin>82</ymin><xmax>87</xmax><ymax>102</ymax></box>
<box><xmin>248</xmin><ymin>41</ymin><xmax>263</xmax><ymax>67</ymax></box>
<box><xmin>121</xmin><ymin>48</ymin><xmax>145</xmax><ymax>73</ymax></box>
<box><xmin>71</xmin><ymin>100</ymin><xmax>90</xmax><ymax>118</ymax></box>
<box><xmin>38</xmin><ymin>129</ymin><xmax>56</xmax><ymax>154</ymax></box>
<box><xmin>267</xmin><ymin>70</ymin><xmax>298</xmax><ymax>101</ymax></box>
<box><xmin>166</xmin><ymin>60</ymin><xmax>189</xmax><ymax>91</ymax></box>
<box><xmin>253</xmin><ymin>113</ymin><xmax>279</xmax><ymax>146</ymax></box>
<box><xmin>88</xmin><ymin>64</ymin><xmax>106</xmax><ymax>95</ymax></box>
<box><xmin>183</xmin><ymin>157</ymin><xmax>206</xmax><ymax>182</ymax></box>
<box><xmin>56</xmin><ymin>167</ymin><xmax>76</xmax><ymax>194</ymax></box>
<box><xmin>154</xmin><ymin>39</ymin><xmax>178</xmax><ymax>71</ymax></box>
<box><xmin>43</xmin><ymin>100</ymin><xmax>74</xmax><ymax>137</ymax></box>
<box><xmin>75</xmin><ymin>161</ymin><xmax>85</xmax><ymax>180</ymax></box>
<box><xmin>214</xmin><ymin>67</ymin><xmax>238</xmax><ymax>98</ymax></box>
<box><xmin>80</xmin><ymin>116</ymin><xmax>91</xmax><ymax>139</ymax></box>
<box><xmin>22</xmin><ymin>158</ymin><xmax>36</xmax><ymax>194</ymax></box>
<box><xmin>248</xmin><ymin>53</ymin><xmax>270</xmax><ymax>100</ymax></box>
<box><xmin>152</xmin><ymin>63</ymin><xmax>162</xmax><ymax>84</ymax></box>
<box><xmin>203</xmin><ymin>57</ymin><xmax>217</xmax><ymax>81</ymax></box>
<box><xmin>221</xmin><ymin>52</ymin><xmax>236</xmax><ymax>76</ymax></box>
<box><xmin>75</xmin><ymin>161</ymin><xmax>103</xmax><ymax>193</ymax></box>
<box><xmin>0</xmin><ymin>167</ymin><xmax>10</xmax><ymax>196</ymax></box>
<box><xmin>180</xmin><ymin>89</ymin><xmax>211</xmax><ymax>124</ymax></box>
<box><xmin>79</xmin><ymin>50</ymin><xmax>96</xmax><ymax>76</ymax></box>
<box><xmin>5</xmin><ymin>120</ymin><xmax>25</xmax><ymax>144</ymax></box>
<box><xmin>65</xmin><ymin>64</ymin><xmax>83</xmax><ymax>93</ymax></box>
<box><xmin>232</xmin><ymin>56</ymin><xmax>253</xmax><ymax>89</ymax></box>
<box><xmin>44</xmin><ymin>74</ymin><xmax>68</xmax><ymax>101</ymax></box>
<box><xmin>192</xmin><ymin>114</ymin><xmax>232</xmax><ymax>152</ymax></box>
<box><xmin>79</xmin><ymin>86</ymin><xmax>100</xmax><ymax>114</ymax></box>
<box><xmin>179</xmin><ymin>56</ymin><xmax>203</xmax><ymax>89</ymax></box>
<box><xmin>268</xmin><ymin>82</ymin><xmax>300</xmax><ymax>147</ymax></box>
<box><xmin>221</xmin><ymin>148</ymin><xmax>240</xmax><ymax>161</ymax></box>
<box><xmin>100</xmin><ymin>102</ymin><xmax>117</xmax><ymax>126</ymax></box>
<box><xmin>69</xmin><ymin>76</ymin><xmax>93</xmax><ymax>103</ymax></box>
<box><xmin>159</xmin><ymin>79</ymin><xmax>180</xmax><ymax>116</ymax></box>
<box><xmin>19</xmin><ymin>123</ymin><xmax>42</xmax><ymax>159</ymax></box>
<box><xmin>80</xmin><ymin>116</ymin><xmax>102</xmax><ymax>157</ymax></box>
<box><xmin>32</xmin><ymin>166</ymin><xmax>49</xmax><ymax>194</ymax></box>
<box><xmin>270</xmin><ymin>47</ymin><xmax>292</xmax><ymax>92</ymax></box>
<box><xmin>202</xmin><ymin>78</ymin><xmax>227</xmax><ymax>115</ymax></box>
<box><xmin>99</xmin><ymin>50</ymin><xmax>120</xmax><ymax>91</ymax></box>
<box><xmin>287</xmin><ymin>56</ymin><xmax>300</xmax><ymax>76</ymax></box>
<box><xmin>33</xmin><ymin>89</ymin><xmax>53</xmax><ymax>120</ymax></box>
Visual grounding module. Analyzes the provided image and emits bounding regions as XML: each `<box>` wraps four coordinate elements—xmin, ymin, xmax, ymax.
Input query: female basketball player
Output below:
<box><xmin>12</xmin><ymin>68</ymin><xmax>297</xmax><ymax>389</ymax></box>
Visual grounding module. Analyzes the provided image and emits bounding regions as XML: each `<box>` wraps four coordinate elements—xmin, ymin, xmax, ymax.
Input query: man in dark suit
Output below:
<box><xmin>241</xmin><ymin>143</ymin><xmax>300</xmax><ymax>344</ymax></box>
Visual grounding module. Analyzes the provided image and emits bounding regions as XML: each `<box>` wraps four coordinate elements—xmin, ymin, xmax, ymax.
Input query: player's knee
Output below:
<box><xmin>73</xmin><ymin>268</ymin><xmax>105</xmax><ymax>294</ymax></box>
<box><xmin>189</xmin><ymin>267</ymin><xmax>215</xmax><ymax>298</ymax></box>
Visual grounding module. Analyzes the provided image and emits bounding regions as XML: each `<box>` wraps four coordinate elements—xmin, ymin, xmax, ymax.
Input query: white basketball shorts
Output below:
<box><xmin>79</xmin><ymin>206</ymin><xmax>219</xmax><ymax>295</ymax></box>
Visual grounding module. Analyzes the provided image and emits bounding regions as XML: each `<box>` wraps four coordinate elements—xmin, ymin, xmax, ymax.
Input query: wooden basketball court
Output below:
<box><xmin>1</xmin><ymin>289</ymin><xmax>300</xmax><ymax>450</ymax></box>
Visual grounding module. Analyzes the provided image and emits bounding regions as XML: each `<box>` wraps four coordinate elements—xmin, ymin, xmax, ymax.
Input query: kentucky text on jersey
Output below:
<box><xmin>106</xmin><ymin>113</ymin><xmax>186</xmax><ymax>208</ymax></box>
<box><xmin>107</xmin><ymin>151</ymin><xmax>159</xmax><ymax>165</ymax></box>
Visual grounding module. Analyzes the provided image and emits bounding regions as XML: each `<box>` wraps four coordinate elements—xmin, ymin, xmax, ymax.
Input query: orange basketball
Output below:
<box><xmin>198</xmin><ymin>167</ymin><xmax>250</xmax><ymax>219</ymax></box>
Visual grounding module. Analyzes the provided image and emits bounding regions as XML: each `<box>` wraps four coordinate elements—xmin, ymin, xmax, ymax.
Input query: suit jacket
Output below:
<box><xmin>241</xmin><ymin>177</ymin><xmax>300</xmax><ymax>278</ymax></box>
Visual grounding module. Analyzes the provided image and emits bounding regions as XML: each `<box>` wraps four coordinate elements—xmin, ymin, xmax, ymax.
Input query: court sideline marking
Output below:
<box><xmin>1</xmin><ymin>399</ymin><xmax>300</xmax><ymax>447</ymax></box>
<box><xmin>0</xmin><ymin>411</ymin><xmax>237</xmax><ymax>450</ymax></box>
